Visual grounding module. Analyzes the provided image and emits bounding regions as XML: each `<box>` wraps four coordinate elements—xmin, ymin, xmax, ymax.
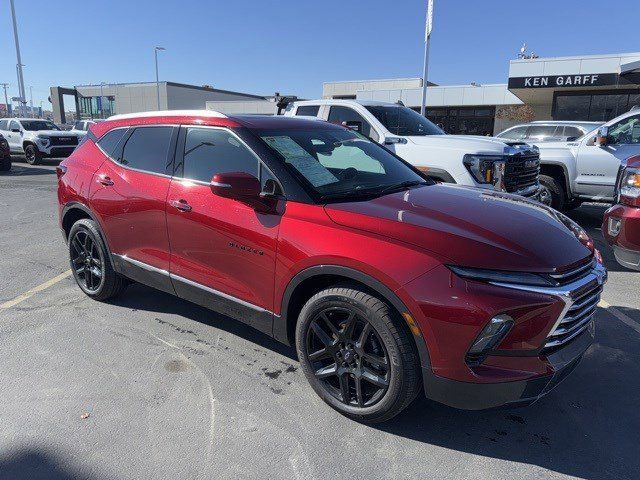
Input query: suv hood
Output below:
<box><xmin>33</xmin><ymin>130</ymin><xmax>79</xmax><ymax>137</ymax></box>
<box><xmin>405</xmin><ymin>135</ymin><xmax>510</xmax><ymax>153</ymax></box>
<box><xmin>324</xmin><ymin>184</ymin><xmax>591</xmax><ymax>273</ymax></box>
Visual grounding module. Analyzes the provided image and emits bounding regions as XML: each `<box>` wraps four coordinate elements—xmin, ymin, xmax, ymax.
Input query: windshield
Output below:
<box><xmin>365</xmin><ymin>105</ymin><xmax>444</xmax><ymax>136</ymax></box>
<box><xmin>258</xmin><ymin>127</ymin><xmax>430</xmax><ymax>202</ymax></box>
<box><xmin>21</xmin><ymin>120</ymin><xmax>60</xmax><ymax>131</ymax></box>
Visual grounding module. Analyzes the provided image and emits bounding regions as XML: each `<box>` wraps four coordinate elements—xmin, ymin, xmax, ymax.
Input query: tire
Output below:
<box><xmin>539</xmin><ymin>174</ymin><xmax>565</xmax><ymax>210</ymax></box>
<box><xmin>295</xmin><ymin>285</ymin><xmax>421</xmax><ymax>423</ymax></box>
<box><xmin>24</xmin><ymin>144</ymin><xmax>42</xmax><ymax>165</ymax></box>
<box><xmin>68</xmin><ymin>218</ymin><xmax>127</xmax><ymax>301</ymax></box>
<box><xmin>0</xmin><ymin>156</ymin><xmax>10</xmax><ymax>172</ymax></box>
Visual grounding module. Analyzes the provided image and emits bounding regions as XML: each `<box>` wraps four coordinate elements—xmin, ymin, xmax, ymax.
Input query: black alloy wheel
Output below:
<box><xmin>24</xmin><ymin>144</ymin><xmax>41</xmax><ymax>165</ymax></box>
<box><xmin>306</xmin><ymin>306</ymin><xmax>390</xmax><ymax>407</ymax></box>
<box><xmin>70</xmin><ymin>228</ymin><xmax>105</xmax><ymax>294</ymax></box>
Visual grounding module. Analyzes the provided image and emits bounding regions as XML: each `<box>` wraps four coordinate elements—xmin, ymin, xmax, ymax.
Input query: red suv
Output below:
<box><xmin>57</xmin><ymin>111</ymin><xmax>607</xmax><ymax>423</ymax></box>
<box><xmin>603</xmin><ymin>154</ymin><xmax>640</xmax><ymax>270</ymax></box>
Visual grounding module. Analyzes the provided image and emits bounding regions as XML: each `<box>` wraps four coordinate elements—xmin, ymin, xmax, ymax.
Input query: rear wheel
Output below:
<box><xmin>539</xmin><ymin>174</ymin><xmax>565</xmax><ymax>210</ymax></box>
<box><xmin>68</xmin><ymin>219</ymin><xmax>127</xmax><ymax>301</ymax></box>
<box><xmin>296</xmin><ymin>286</ymin><xmax>421</xmax><ymax>423</ymax></box>
<box><xmin>24</xmin><ymin>144</ymin><xmax>42</xmax><ymax>165</ymax></box>
<box><xmin>0</xmin><ymin>156</ymin><xmax>10</xmax><ymax>172</ymax></box>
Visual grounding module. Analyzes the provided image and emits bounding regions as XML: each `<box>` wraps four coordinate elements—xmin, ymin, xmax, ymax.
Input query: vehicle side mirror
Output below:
<box><xmin>595</xmin><ymin>126</ymin><xmax>609</xmax><ymax>146</ymax></box>
<box><xmin>210</xmin><ymin>172</ymin><xmax>283</xmax><ymax>214</ymax></box>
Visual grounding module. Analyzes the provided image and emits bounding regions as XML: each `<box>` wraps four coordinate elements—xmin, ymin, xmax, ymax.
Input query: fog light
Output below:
<box><xmin>466</xmin><ymin>314</ymin><xmax>514</xmax><ymax>365</ymax></box>
<box><xmin>608</xmin><ymin>217</ymin><xmax>621</xmax><ymax>237</ymax></box>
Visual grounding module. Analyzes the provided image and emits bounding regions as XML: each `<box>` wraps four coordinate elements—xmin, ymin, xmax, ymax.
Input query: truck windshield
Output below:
<box><xmin>258</xmin><ymin>127</ymin><xmax>430</xmax><ymax>203</ymax></box>
<box><xmin>21</xmin><ymin>121</ymin><xmax>60</xmax><ymax>131</ymax></box>
<box><xmin>365</xmin><ymin>105</ymin><xmax>444</xmax><ymax>136</ymax></box>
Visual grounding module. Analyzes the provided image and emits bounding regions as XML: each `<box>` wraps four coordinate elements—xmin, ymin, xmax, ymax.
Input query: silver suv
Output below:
<box><xmin>497</xmin><ymin>121</ymin><xmax>603</xmax><ymax>143</ymax></box>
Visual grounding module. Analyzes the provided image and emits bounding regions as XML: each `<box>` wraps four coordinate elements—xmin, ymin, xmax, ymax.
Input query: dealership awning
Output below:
<box><xmin>621</xmin><ymin>59</ymin><xmax>640</xmax><ymax>76</ymax></box>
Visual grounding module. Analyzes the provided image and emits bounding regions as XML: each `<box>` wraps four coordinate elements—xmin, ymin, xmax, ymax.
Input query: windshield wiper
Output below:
<box><xmin>377</xmin><ymin>180</ymin><xmax>428</xmax><ymax>195</ymax></box>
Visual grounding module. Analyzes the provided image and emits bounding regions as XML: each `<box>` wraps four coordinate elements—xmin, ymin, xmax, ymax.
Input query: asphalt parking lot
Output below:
<box><xmin>1</xmin><ymin>159</ymin><xmax>639</xmax><ymax>480</ymax></box>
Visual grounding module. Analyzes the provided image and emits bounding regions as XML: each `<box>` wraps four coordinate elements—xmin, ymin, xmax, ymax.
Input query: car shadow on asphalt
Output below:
<box><xmin>0</xmin><ymin>449</ymin><xmax>115</xmax><ymax>480</ymax></box>
<box><xmin>109</xmin><ymin>283</ymin><xmax>298</xmax><ymax>361</ymax></box>
<box><xmin>0</xmin><ymin>165</ymin><xmax>58</xmax><ymax>177</ymax></box>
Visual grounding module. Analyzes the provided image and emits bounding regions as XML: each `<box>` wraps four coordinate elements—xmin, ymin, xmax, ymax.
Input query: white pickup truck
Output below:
<box><xmin>0</xmin><ymin>118</ymin><xmax>81</xmax><ymax>165</ymax></box>
<box><xmin>535</xmin><ymin>108</ymin><xmax>640</xmax><ymax>210</ymax></box>
<box><xmin>284</xmin><ymin>99</ymin><xmax>540</xmax><ymax>199</ymax></box>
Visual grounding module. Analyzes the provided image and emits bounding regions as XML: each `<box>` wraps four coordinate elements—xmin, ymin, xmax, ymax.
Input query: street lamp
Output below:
<box><xmin>100</xmin><ymin>82</ymin><xmax>106</xmax><ymax>118</ymax></box>
<box><xmin>154</xmin><ymin>46</ymin><xmax>166</xmax><ymax>111</ymax></box>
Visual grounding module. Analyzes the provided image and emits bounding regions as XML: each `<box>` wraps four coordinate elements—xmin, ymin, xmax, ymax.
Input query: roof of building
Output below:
<box><xmin>76</xmin><ymin>81</ymin><xmax>266</xmax><ymax>99</ymax></box>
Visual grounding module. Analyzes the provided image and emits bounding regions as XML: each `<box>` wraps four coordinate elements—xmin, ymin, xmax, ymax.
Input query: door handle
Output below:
<box><xmin>170</xmin><ymin>199</ymin><xmax>192</xmax><ymax>212</ymax></box>
<box><xmin>98</xmin><ymin>175</ymin><xmax>114</xmax><ymax>186</ymax></box>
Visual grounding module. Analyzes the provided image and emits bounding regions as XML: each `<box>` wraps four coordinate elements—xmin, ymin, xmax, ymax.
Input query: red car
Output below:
<box><xmin>57</xmin><ymin>111</ymin><xmax>607</xmax><ymax>423</ymax></box>
<box><xmin>603</xmin><ymin>155</ymin><xmax>640</xmax><ymax>270</ymax></box>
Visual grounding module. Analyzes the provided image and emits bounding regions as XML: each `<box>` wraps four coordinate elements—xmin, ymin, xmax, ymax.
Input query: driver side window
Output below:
<box><xmin>327</xmin><ymin>106</ymin><xmax>379</xmax><ymax>142</ymax></box>
<box><xmin>608</xmin><ymin>115</ymin><xmax>640</xmax><ymax>145</ymax></box>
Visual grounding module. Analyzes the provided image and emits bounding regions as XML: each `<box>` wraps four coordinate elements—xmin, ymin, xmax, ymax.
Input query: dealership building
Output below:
<box><xmin>322</xmin><ymin>52</ymin><xmax>640</xmax><ymax>134</ymax></box>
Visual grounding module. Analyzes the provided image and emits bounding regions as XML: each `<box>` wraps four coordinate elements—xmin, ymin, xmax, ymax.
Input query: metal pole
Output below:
<box><xmin>100</xmin><ymin>82</ymin><xmax>104</xmax><ymax>118</ymax></box>
<box><xmin>29</xmin><ymin>86</ymin><xmax>33</xmax><ymax>117</ymax></box>
<box><xmin>420</xmin><ymin>0</ymin><xmax>434</xmax><ymax>117</ymax></box>
<box><xmin>1</xmin><ymin>83</ymin><xmax>9</xmax><ymax>117</ymax></box>
<box><xmin>155</xmin><ymin>49</ymin><xmax>160</xmax><ymax>110</ymax></box>
<box><xmin>9</xmin><ymin>0</ymin><xmax>27</xmax><ymax>117</ymax></box>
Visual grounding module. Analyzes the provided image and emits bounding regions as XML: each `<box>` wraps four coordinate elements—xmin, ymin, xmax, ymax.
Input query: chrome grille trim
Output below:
<box><xmin>490</xmin><ymin>262</ymin><xmax>607</xmax><ymax>351</ymax></box>
<box><xmin>549</xmin><ymin>258</ymin><xmax>596</xmax><ymax>285</ymax></box>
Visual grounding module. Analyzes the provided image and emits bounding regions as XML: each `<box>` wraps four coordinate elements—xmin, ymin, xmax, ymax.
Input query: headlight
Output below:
<box><xmin>37</xmin><ymin>136</ymin><xmax>50</xmax><ymax>145</ymax></box>
<box><xmin>620</xmin><ymin>167</ymin><xmax>640</xmax><ymax>206</ymax></box>
<box><xmin>448</xmin><ymin>265</ymin><xmax>555</xmax><ymax>287</ymax></box>
<box><xmin>462</xmin><ymin>155</ymin><xmax>505</xmax><ymax>185</ymax></box>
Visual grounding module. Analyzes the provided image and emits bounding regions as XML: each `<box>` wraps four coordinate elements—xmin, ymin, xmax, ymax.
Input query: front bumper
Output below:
<box><xmin>42</xmin><ymin>146</ymin><xmax>76</xmax><ymax>158</ymax></box>
<box><xmin>422</xmin><ymin>324</ymin><xmax>593</xmax><ymax>410</ymax></box>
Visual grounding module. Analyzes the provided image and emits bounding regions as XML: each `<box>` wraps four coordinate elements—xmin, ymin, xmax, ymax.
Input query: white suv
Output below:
<box><xmin>70</xmin><ymin>119</ymin><xmax>102</xmax><ymax>136</ymax></box>
<box><xmin>285</xmin><ymin>100</ymin><xmax>540</xmax><ymax>198</ymax></box>
<box><xmin>0</xmin><ymin>118</ymin><xmax>81</xmax><ymax>165</ymax></box>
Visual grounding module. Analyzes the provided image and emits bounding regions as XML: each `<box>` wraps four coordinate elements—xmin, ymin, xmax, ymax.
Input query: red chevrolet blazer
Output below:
<box><xmin>57</xmin><ymin>111</ymin><xmax>607</xmax><ymax>423</ymax></box>
<box><xmin>603</xmin><ymin>154</ymin><xmax>640</xmax><ymax>271</ymax></box>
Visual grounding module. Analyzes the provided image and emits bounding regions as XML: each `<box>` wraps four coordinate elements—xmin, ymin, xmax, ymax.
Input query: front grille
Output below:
<box><xmin>548</xmin><ymin>257</ymin><xmax>596</xmax><ymax>286</ymax></box>
<box><xmin>49</xmin><ymin>136</ymin><xmax>78</xmax><ymax>147</ymax></box>
<box><xmin>503</xmin><ymin>154</ymin><xmax>540</xmax><ymax>194</ymax></box>
<box><xmin>544</xmin><ymin>281</ymin><xmax>602</xmax><ymax>350</ymax></box>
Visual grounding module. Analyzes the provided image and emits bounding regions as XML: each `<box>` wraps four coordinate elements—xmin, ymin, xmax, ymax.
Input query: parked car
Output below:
<box><xmin>58</xmin><ymin>110</ymin><xmax>607</xmax><ymax>423</ymax></box>
<box><xmin>0</xmin><ymin>118</ymin><xmax>80</xmax><ymax>165</ymax></box>
<box><xmin>603</xmin><ymin>154</ymin><xmax>640</xmax><ymax>270</ymax></box>
<box><xmin>70</xmin><ymin>119</ymin><xmax>102</xmax><ymax>136</ymax></box>
<box><xmin>284</xmin><ymin>100</ymin><xmax>541</xmax><ymax>200</ymax></box>
<box><xmin>497</xmin><ymin>121</ymin><xmax>603</xmax><ymax>143</ymax></box>
<box><xmin>0</xmin><ymin>133</ymin><xmax>10</xmax><ymax>171</ymax></box>
<box><xmin>535</xmin><ymin>109</ymin><xmax>640</xmax><ymax>210</ymax></box>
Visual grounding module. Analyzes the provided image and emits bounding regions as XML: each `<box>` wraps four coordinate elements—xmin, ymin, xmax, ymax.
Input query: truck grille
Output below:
<box><xmin>49</xmin><ymin>136</ymin><xmax>78</xmax><ymax>147</ymax></box>
<box><xmin>504</xmin><ymin>154</ymin><xmax>540</xmax><ymax>194</ymax></box>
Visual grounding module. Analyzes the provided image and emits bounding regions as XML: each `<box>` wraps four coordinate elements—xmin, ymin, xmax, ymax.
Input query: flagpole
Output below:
<box><xmin>420</xmin><ymin>0</ymin><xmax>433</xmax><ymax>117</ymax></box>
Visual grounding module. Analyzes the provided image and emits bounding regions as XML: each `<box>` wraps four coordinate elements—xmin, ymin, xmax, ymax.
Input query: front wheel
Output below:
<box><xmin>539</xmin><ymin>174</ymin><xmax>565</xmax><ymax>210</ymax></box>
<box><xmin>24</xmin><ymin>144</ymin><xmax>42</xmax><ymax>165</ymax></box>
<box><xmin>295</xmin><ymin>286</ymin><xmax>421</xmax><ymax>423</ymax></box>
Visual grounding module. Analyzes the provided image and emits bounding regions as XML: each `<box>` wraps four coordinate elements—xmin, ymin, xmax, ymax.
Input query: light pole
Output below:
<box><xmin>420</xmin><ymin>0</ymin><xmax>434</xmax><ymax>117</ymax></box>
<box><xmin>9</xmin><ymin>0</ymin><xmax>27</xmax><ymax>117</ymax></box>
<box><xmin>29</xmin><ymin>85</ymin><xmax>33</xmax><ymax>117</ymax></box>
<box><xmin>99</xmin><ymin>82</ymin><xmax>106</xmax><ymax>118</ymax></box>
<box><xmin>1</xmin><ymin>83</ymin><xmax>9</xmax><ymax>117</ymax></box>
<box><xmin>154</xmin><ymin>46</ymin><xmax>166</xmax><ymax>111</ymax></box>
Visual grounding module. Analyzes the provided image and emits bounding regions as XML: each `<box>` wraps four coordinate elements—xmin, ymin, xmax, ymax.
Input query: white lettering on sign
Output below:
<box><xmin>521</xmin><ymin>74</ymin><xmax>604</xmax><ymax>88</ymax></box>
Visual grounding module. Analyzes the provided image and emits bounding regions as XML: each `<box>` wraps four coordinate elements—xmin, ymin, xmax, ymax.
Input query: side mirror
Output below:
<box><xmin>210</xmin><ymin>172</ymin><xmax>283</xmax><ymax>214</ymax></box>
<box><xmin>595</xmin><ymin>126</ymin><xmax>609</xmax><ymax>146</ymax></box>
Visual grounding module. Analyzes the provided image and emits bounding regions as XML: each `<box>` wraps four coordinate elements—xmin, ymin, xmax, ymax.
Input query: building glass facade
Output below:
<box><xmin>554</xmin><ymin>90</ymin><xmax>640</xmax><ymax>121</ymax></box>
<box><xmin>78</xmin><ymin>96</ymin><xmax>116</xmax><ymax>119</ymax></box>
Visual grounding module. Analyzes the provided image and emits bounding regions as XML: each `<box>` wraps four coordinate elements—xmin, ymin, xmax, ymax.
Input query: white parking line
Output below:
<box><xmin>0</xmin><ymin>270</ymin><xmax>72</xmax><ymax>310</ymax></box>
<box><xmin>599</xmin><ymin>300</ymin><xmax>640</xmax><ymax>334</ymax></box>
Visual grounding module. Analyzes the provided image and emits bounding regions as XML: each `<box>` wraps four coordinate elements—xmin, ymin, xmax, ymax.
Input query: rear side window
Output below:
<box><xmin>119</xmin><ymin>126</ymin><xmax>174</xmax><ymax>174</ymax></box>
<box><xmin>563</xmin><ymin>126</ymin><xmax>584</xmax><ymax>139</ymax></box>
<box><xmin>97</xmin><ymin>128</ymin><xmax>128</xmax><ymax>158</ymax></box>
<box><xmin>526</xmin><ymin>125</ymin><xmax>559</xmax><ymax>138</ymax></box>
<box><xmin>180</xmin><ymin>127</ymin><xmax>258</xmax><ymax>182</ymax></box>
<box><xmin>0</xmin><ymin>120</ymin><xmax>7</xmax><ymax>130</ymax></box>
<box><xmin>295</xmin><ymin>105</ymin><xmax>320</xmax><ymax>117</ymax></box>
<box><xmin>498</xmin><ymin>126</ymin><xmax>527</xmax><ymax>140</ymax></box>
<box><xmin>328</xmin><ymin>106</ymin><xmax>373</xmax><ymax>139</ymax></box>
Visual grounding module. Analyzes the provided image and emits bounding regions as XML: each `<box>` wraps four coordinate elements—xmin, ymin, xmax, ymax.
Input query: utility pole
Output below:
<box><xmin>0</xmin><ymin>83</ymin><xmax>9</xmax><ymax>117</ymax></box>
<box><xmin>29</xmin><ymin>86</ymin><xmax>33</xmax><ymax>117</ymax></box>
<box><xmin>9</xmin><ymin>0</ymin><xmax>27</xmax><ymax>117</ymax></box>
<box><xmin>420</xmin><ymin>0</ymin><xmax>434</xmax><ymax>117</ymax></box>
<box><xmin>154</xmin><ymin>46</ymin><xmax>166</xmax><ymax>111</ymax></box>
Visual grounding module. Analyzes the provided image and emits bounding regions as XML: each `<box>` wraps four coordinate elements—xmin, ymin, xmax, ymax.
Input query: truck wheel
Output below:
<box><xmin>295</xmin><ymin>286</ymin><xmax>421</xmax><ymax>423</ymax></box>
<box><xmin>0</xmin><ymin>156</ymin><xmax>10</xmax><ymax>172</ymax></box>
<box><xmin>24</xmin><ymin>144</ymin><xmax>42</xmax><ymax>165</ymax></box>
<box><xmin>68</xmin><ymin>218</ymin><xmax>127</xmax><ymax>301</ymax></box>
<box><xmin>539</xmin><ymin>174</ymin><xmax>565</xmax><ymax>210</ymax></box>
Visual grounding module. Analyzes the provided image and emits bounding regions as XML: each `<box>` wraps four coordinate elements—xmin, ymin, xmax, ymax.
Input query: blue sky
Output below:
<box><xmin>1</xmin><ymin>0</ymin><xmax>639</xmax><ymax>109</ymax></box>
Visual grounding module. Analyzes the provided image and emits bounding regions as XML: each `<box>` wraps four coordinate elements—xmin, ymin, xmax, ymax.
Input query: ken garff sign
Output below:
<box><xmin>508</xmin><ymin>73</ymin><xmax>620</xmax><ymax>89</ymax></box>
